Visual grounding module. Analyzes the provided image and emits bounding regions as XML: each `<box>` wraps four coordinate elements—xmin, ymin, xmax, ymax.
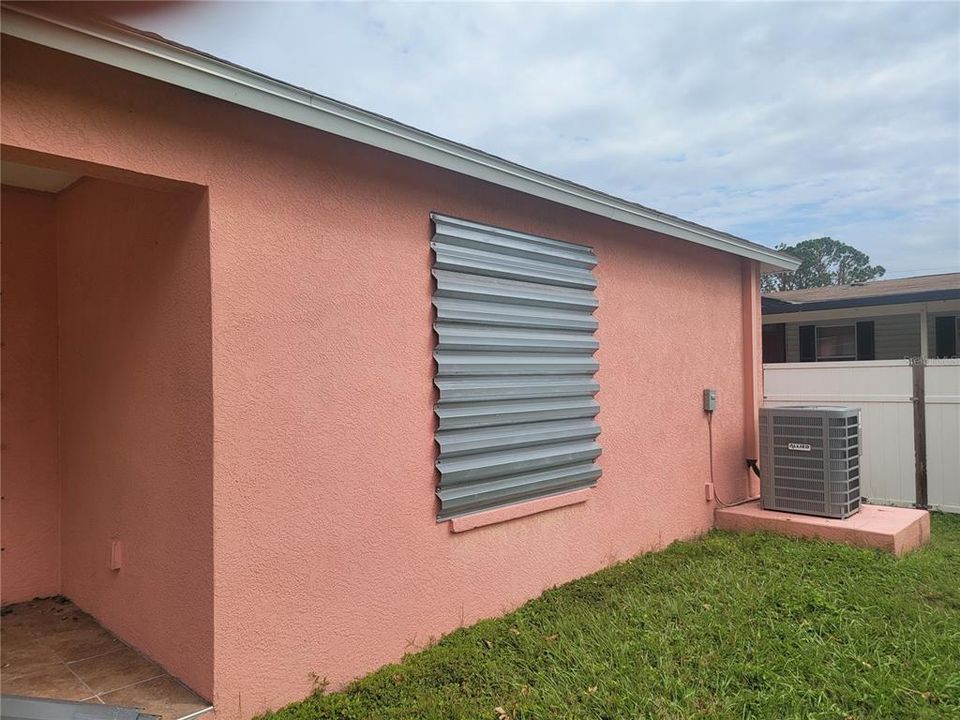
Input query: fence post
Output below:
<box><xmin>911</xmin><ymin>357</ymin><xmax>928</xmax><ymax>509</ymax></box>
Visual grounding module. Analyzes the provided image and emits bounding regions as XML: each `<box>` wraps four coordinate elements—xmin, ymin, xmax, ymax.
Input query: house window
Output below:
<box><xmin>430</xmin><ymin>213</ymin><xmax>601</xmax><ymax>521</ymax></box>
<box><xmin>816</xmin><ymin>325</ymin><xmax>857</xmax><ymax>361</ymax></box>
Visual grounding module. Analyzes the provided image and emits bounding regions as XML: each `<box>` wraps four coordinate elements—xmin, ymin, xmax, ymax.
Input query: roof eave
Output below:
<box><xmin>1</xmin><ymin>4</ymin><xmax>801</xmax><ymax>273</ymax></box>
<box><xmin>761</xmin><ymin>288</ymin><xmax>960</xmax><ymax>314</ymax></box>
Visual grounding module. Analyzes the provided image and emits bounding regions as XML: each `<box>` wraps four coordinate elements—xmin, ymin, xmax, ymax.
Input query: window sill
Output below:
<box><xmin>447</xmin><ymin>488</ymin><xmax>593</xmax><ymax>533</ymax></box>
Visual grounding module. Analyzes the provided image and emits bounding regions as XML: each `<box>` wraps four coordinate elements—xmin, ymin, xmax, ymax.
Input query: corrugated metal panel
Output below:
<box><xmin>432</xmin><ymin>214</ymin><xmax>601</xmax><ymax>520</ymax></box>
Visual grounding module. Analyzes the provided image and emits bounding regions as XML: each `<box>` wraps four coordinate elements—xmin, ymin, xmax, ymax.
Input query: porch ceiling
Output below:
<box><xmin>1</xmin><ymin>161</ymin><xmax>80</xmax><ymax>193</ymax></box>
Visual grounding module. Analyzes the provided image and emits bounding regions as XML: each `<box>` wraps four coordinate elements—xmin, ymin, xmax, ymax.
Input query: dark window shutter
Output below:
<box><xmin>856</xmin><ymin>321</ymin><xmax>875</xmax><ymax>360</ymax></box>
<box><xmin>762</xmin><ymin>323</ymin><xmax>786</xmax><ymax>363</ymax></box>
<box><xmin>935</xmin><ymin>315</ymin><xmax>958</xmax><ymax>358</ymax></box>
<box><xmin>799</xmin><ymin>325</ymin><xmax>816</xmax><ymax>362</ymax></box>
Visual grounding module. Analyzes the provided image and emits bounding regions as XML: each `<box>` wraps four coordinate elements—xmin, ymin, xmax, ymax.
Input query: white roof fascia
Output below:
<box><xmin>1</xmin><ymin>5</ymin><xmax>800</xmax><ymax>272</ymax></box>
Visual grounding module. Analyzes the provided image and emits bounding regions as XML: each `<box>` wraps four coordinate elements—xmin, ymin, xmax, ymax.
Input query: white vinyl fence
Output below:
<box><xmin>763</xmin><ymin>359</ymin><xmax>960</xmax><ymax>514</ymax></box>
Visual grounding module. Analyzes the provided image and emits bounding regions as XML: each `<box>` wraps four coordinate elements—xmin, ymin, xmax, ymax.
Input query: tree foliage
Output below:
<box><xmin>762</xmin><ymin>237</ymin><xmax>886</xmax><ymax>293</ymax></box>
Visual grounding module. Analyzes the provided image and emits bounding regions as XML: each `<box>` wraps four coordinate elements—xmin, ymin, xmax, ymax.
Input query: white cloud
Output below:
<box><xmin>111</xmin><ymin>1</ymin><xmax>960</xmax><ymax>276</ymax></box>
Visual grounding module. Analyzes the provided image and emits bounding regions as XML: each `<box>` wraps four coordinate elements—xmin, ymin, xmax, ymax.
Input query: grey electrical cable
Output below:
<box><xmin>708</xmin><ymin>412</ymin><xmax>760</xmax><ymax>508</ymax></box>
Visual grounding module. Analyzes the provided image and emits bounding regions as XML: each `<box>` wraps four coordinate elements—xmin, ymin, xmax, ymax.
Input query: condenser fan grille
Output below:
<box><xmin>760</xmin><ymin>406</ymin><xmax>861</xmax><ymax>519</ymax></box>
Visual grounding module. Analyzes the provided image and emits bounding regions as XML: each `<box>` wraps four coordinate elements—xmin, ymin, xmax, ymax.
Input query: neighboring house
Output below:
<box><xmin>762</xmin><ymin>273</ymin><xmax>960</xmax><ymax>363</ymax></box>
<box><xmin>0</xmin><ymin>6</ymin><xmax>797</xmax><ymax>720</ymax></box>
<box><xmin>761</xmin><ymin>273</ymin><xmax>960</xmax><ymax>515</ymax></box>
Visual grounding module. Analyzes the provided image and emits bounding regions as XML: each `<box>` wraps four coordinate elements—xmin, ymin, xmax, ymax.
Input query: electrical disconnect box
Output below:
<box><xmin>703</xmin><ymin>389</ymin><xmax>717</xmax><ymax>413</ymax></box>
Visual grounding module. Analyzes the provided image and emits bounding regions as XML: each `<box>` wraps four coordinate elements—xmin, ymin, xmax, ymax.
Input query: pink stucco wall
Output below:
<box><xmin>1</xmin><ymin>188</ymin><xmax>61</xmax><ymax>604</ymax></box>
<box><xmin>56</xmin><ymin>177</ymin><xmax>214</xmax><ymax>698</ymax></box>
<box><xmin>0</xmin><ymin>177</ymin><xmax>213</xmax><ymax>696</ymax></box>
<box><xmin>2</xmin><ymin>37</ymin><xmax>762</xmax><ymax>718</ymax></box>
<box><xmin>742</xmin><ymin>261</ymin><xmax>763</xmax><ymax>499</ymax></box>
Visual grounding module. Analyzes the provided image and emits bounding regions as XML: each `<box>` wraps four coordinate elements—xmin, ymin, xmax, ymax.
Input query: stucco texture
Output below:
<box><xmin>1</xmin><ymin>188</ymin><xmax>61</xmax><ymax>603</ymax></box>
<box><xmin>0</xmin><ymin>179</ymin><xmax>213</xmax><ymax>698</ymax></box>
<box><xmin>56</xmin><ymin>178</ymin><xmax>214</xmax><ymax>698</ymax></box>
<box><xmin>2</xmin><ymin>37</ymin><xmax>761</xmax><ymax>719</ymax></box>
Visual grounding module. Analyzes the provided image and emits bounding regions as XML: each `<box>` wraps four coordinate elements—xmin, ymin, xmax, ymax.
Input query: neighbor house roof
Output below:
<box><xmin>0</xmin><ymin>3</ymin><xmax>800</xmax><ymax>273</ymax></box>
<box><xmin>762</xmin><ymin>272</ymin><xmax>960</xmax><ymax>314</ymax></box>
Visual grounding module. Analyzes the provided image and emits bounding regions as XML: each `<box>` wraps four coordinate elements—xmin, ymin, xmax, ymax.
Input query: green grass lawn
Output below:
<box><xmin>266</xmin><ymin>514</ymin><xmax>960</xmax><ymax>720</ymax></box>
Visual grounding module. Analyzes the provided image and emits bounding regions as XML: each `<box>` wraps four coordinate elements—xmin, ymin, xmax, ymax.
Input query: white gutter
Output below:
<box><xmin>1</xmin><ymin>4</ymin><xmax>800</xmax><ymax>273</ymax></box>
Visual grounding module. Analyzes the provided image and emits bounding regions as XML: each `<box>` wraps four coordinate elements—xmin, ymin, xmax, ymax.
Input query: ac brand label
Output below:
<box><xmin>788</xmin><ymin>442</ymin><xmax>812</xmax><ymax>452</ymax></box>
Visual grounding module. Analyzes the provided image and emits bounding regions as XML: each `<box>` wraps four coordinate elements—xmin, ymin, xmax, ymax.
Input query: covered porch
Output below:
<box><xmin>1</xmin><ymin>151</ymin><xmax>214</xmax><ymax>719</ymax></box>
<box><xmin>2</xmin><ymin>599</ymin><xmax>209</xmax><ymax>719</ymax></box>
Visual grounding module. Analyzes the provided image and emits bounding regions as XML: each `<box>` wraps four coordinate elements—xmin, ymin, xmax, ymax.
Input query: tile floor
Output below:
<box><xmin>1</xmin><ymin>598</ymin><xmax>211</xmax><ymax>720</ymax></box>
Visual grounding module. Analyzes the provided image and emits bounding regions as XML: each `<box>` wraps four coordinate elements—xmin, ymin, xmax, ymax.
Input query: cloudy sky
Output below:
<box><xmin>113</xmin><ymin>1</ymin><xmax>960</xmax><ymax>277</ymax></box>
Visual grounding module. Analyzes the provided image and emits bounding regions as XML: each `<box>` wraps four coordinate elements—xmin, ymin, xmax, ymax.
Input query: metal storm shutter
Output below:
<box><xmin>431</xmin><ymin>213</ymin><xmax>601</xmax><ymax>520</ymax></box>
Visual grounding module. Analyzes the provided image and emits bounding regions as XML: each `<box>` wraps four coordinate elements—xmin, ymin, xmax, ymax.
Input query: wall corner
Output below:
<box><xmin>741</xmin><ymin>261</ymin><xmax>762</xmax><ymax>498</ymax></box>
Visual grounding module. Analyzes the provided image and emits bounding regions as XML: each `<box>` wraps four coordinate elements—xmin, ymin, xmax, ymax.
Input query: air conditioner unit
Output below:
<box><xmin>759</xmin><ymin>406</ymin><xmax>862</xmax><ymax>519</ymax></box>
